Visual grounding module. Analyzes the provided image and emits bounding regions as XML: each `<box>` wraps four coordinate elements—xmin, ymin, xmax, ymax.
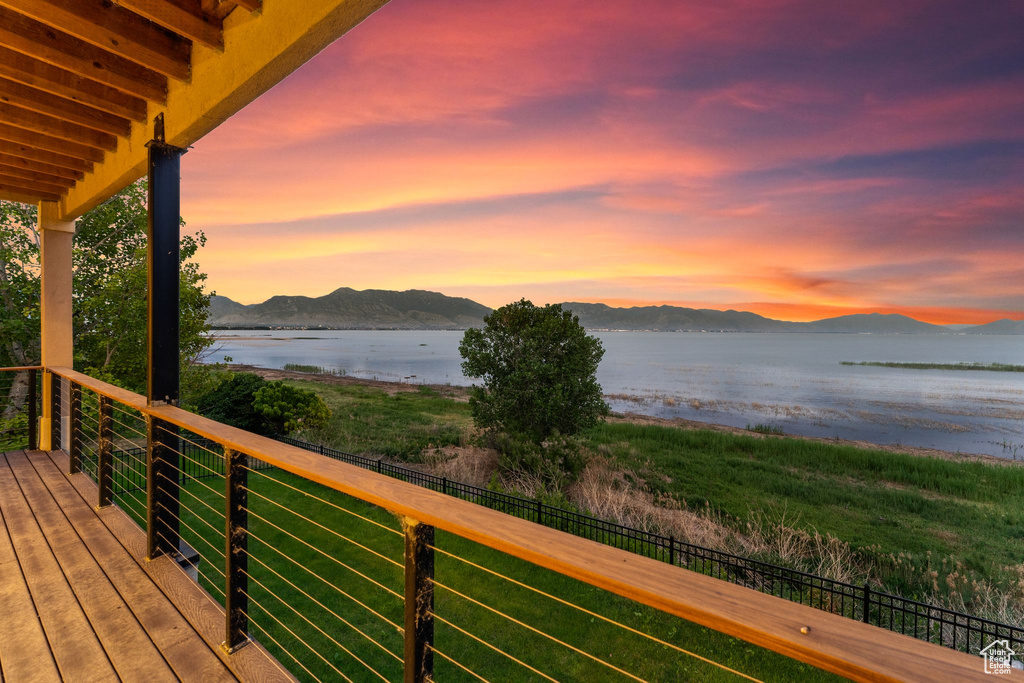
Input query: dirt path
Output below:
<box><xmin>226</xmin><ymin>364</ymin><xmax>472</xmax><ymax>400</ymax></box>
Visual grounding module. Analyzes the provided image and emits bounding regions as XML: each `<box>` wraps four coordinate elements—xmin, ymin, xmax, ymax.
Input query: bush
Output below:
<box><xmin>487</xmin><ymin>431</ymin><xmax>587</xmax><ymax>490</ymax></box>
<box><xmin>194</xmin><ymin>372</ymin><xmax>268</xmax><ymax>433</ymax></box>
<box><xmin>253</xmin><ymin>381</ymin><xmax>331</xmax><ymax>434</ymax></box>
<box><xmin>460</xmin><ymin>299</ymin><xmax>607</xmax><ymax>444</ymax></box>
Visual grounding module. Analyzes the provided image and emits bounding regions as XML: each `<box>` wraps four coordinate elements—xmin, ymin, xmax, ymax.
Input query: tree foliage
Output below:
<box><xmin>459</xmin><ymin>299</ymin><xmax>607</xmax><ymax>444</ymax></box>
<box><xmin>0</xmin><ymin>182</ymin><xmax>212</xmax><ymax>395</ymax></box>
<box><xmin>194</xmin><ymin>371</ymin><xmax>268</xmax><ymax>433</ymax></box>
<box><xmin>0</xmin><ymin>201</ymin><xmax>42</xmax><ymax>370</ymax></box>
<box><xmin>253</xmin><ymin>381</ymin><xmax>331</xmax><ymax>434</ymax></box>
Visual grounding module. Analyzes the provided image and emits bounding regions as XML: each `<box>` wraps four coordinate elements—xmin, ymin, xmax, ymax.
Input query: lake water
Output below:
<box><xmin>208</xmin><ymin>330</ymin><xmax>1024</xmax><ymax>459</ymax></box>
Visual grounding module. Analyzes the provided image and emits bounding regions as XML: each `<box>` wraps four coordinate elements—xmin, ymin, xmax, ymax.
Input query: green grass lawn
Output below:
<box><xmin>109</xmin><ymin>461</ymin><xmax>834</xmax><ymax>682</ymax></box>
<box><xmin>304</xmin><ymin>382</ymin><xmax>475</xmax><ymax>460</ymax></box>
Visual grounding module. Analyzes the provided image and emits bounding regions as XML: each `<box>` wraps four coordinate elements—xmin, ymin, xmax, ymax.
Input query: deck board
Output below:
<box><xmin>7</xmin><ymin>450</ymin><xmax>177</xmax><ymax>681</ymax></box>
<box><xmin>0</xmin><ymin>453</ymin><xmax>116</xmax><ymax>682</ymax></box>
<box><xmin>0</xmin><ymin>469</ymin><xmax>61</xmax><ymax>683</ymax></box>
<box><xmin>0</xmin><ymin>450</ymin><xmax>241</xmax><ymax>682</ymax></box>
<box><xmin>28</xmin><ymin>450</ymin><xmax>240</xmax><ymax>683</ymax></box>
<box><xmin>47</xmin><ymin>450</ymin><xmax>294</xmax><ymax>682</ymax></box>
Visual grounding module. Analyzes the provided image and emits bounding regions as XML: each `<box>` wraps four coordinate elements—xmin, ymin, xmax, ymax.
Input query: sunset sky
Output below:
<box><xmin>181</xmin><ymin>0</ymin><xmax>1024</xmax><ymax>324</ymax></box>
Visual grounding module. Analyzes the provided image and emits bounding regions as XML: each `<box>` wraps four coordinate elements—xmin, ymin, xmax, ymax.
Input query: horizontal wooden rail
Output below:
<box><xmin>47</xmin><ymin>366</ymin><xmax>1005</xmax><ymax>682</ymax></box>
<box><xmin>0</xmin><ymin>365</ymin><xmax>43</xmax><ymax>372</ymax></box>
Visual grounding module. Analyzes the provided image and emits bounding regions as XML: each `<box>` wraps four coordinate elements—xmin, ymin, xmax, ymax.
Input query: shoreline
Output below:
<box><xmin>222</xmin><ymin>363</ymin><xmax>1020</xmax><ymax>467</ymax></box>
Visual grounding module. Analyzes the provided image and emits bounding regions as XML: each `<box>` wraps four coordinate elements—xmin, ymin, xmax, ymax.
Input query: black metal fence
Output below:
<box><xmin>276</xmin><ymin>434</ymin><xmax>1024</xmax><ymax>659</ymax></box>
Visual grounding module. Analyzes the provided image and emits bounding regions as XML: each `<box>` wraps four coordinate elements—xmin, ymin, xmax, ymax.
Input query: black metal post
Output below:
<box><xmin>68</xmin><ymin>383</ymin><xmax>81</xmax><ymax>474</ymax></box>
<box><xmin>147</xmin><ymin>113</ymin><xmax>183</xmax><ymax>408</ymax></box>
<box><xmin>49</xmin><ymin>371</ymin><xmax>60</xmax><ymax>451</ymax></box>
<box><xmin>224</xmin><ymin>448</ymin><xmax>249</xmax><ymax>652</ymax></box>
<box><xmin>536</xmin><ymin>499</ymin><xmax>543</xmax><ymax>525</ymax></box>
<box><xmin>147</xmin><ymin>416</ymin><xmax>180</xmax><ymax>558</ymax></box>
<box><xmin>863</xmin><ymin>583</ymin><xmax>871</xmax><ymax>624</ymax></box>
<box><xmin>669</xmin><ymin>536</ymin><xmax>676</xmax><ymax>566</ymax></box>
<box><xmin>27</xmin><ymin>368</ymin><xmax>37</xmax><ymax>450</ymax></box>
<box><xmin>404</xmin><ymin>519</ymin><xmax>434</xmax><ymax>683</ymax></box>
<box><xmin>97</xmin><ymin>395</ymin><xmax>113</xmax><ymax>507</ymax></box>
<box><xmin>146</xmin><ymin>113</ymin><xmax>184</xmax><ymax>559</ymax></box>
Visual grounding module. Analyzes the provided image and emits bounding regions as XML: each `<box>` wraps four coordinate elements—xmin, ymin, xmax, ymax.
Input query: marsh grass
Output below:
<box><xmin>746</xmin><ymin>423</ymin><xmax>785</xmax><ymax>436</ymax></box>
<box><xmin>841</xmin><ymin>361</ymin><xmax>1024</xmax><ymax>372</ymax></box>
<box><xmin>283</xmin><ymin>363</ymin><xmax>346</xmax><ymax>375</ymax></box>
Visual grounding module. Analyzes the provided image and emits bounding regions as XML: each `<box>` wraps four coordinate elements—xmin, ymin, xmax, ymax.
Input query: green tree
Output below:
<box><xmin>0</xmin><ymin>181</ymin><xmax>213</xmax><ymax>397</ymax></box>
<box><xmin>72</xmin><ymin>182</ymin><xmax>211</xmax><ymax>391</ymax></box>
<box><xmin>459</xmin><ymin>299</ymin><xmax>607</xmax><ymax>444</ymax></box>
<box><xmin>253</xmin><ymin>381</ymin><xmax>331</xmax><ymax>434</ymax></box>
<box><xmin>0</xmin><ymin>201</ymin><xmax>42</xmax><ymax>418</ymax></box>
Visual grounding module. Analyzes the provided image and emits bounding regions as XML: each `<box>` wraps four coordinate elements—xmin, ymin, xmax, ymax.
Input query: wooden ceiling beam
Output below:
<box><xmin>0</xmin><ymin>102</ymin><xmax>118</xmax><ymax>151</ymax></box>
<box><xmin>0</xmin><ymin>152</ymin><xmax>84</xmax><ymax>180</ymax></box>
<box><xmin>0</xmin><ymin>7</ymin><xmax>168</xmax><ymax>103</ymax></box>
<box><xmin>0</xmin><ymin>0</ymin><xmax>191</xmax><ymax>80</ymax></box>
<box><xmin>0</xmin><ymin>46</ymin><xmax>148</xmax><ymax>121</ymax></box>
<box><xmin>0</xmin><ymin>163</ymin><xmax>76</xmax><ymax>187</ymax></box>
<box><xmin>200</xmin><ymin>0</ymin><xmax>234</xmax><ymax>21</ymax></box>
<box><xmin>0</xmin><ymin>77</ymin><xmax>131</xmax><ymax>137</ymax></box>
<box><xmin>61</xmin><ymin>0</ymin><xmax>390</xmax><ymax>219</ymax></box>
<box><xmin>0</xmin><ymin>123</ymin><xmax>105</xmax><ymax>163</ymax></box>
<box><xmin>115</xmin><ymin>0</ymin><xmax>223</xmax><ymax>49</ymax></box>
<box><xmin>0</xmin><ymin>180</ymin><xmax>61</xmax><ymax>202</ymax></box>
<box><xmin>0</xmin><ymin>139</ymin><xmax>93</xmax><ymax>173</ymax></box>
<box><xmin>0</xmin><ymin>171</ymin><xmax>68</xmax><ymax>196</ymax></box>
<box><xmin>232</xmin><ymin>0</ymin><xmax>260</xmax><ymax>12</ymax></box>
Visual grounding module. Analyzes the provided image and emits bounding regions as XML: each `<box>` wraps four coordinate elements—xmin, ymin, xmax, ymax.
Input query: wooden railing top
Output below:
<box><xmin>47</xmin><ymin>366</ymin><xmax>1004</xmax><ymax>682</ymax></box>
<box><xmin>51</xmin><ymin>367</ymin><xmax>147</xmax><ymax>410</ymax></box>
<box><xmin>0</xmin><ymin>365</ymin><xmax>42</xmax><ymax>372</ymax></box>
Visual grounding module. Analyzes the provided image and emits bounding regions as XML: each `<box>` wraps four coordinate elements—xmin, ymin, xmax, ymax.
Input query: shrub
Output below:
<box><xmin>253</xmin><ymin>381</ymin><xmax>331</xmax><ymax>434</ymax></box>
<box><xmin>194</xmin><ymin>372</ymin><xmax>268</xmax><ymax>433</ymax></box>
<box><xmin>487</xmin><ymin>431</ymin><xmax>586</xmax><ymax>489</ymax></box>
<box><xmin>460</xmin><ymin>299</ymin><xmax>607</xmax><ymax>444</ymax></box>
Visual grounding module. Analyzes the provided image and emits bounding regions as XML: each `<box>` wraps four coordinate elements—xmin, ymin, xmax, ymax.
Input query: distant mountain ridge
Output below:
<box><xmin>961</xmin><ymin>319</ymin><xmax>1024</xmax><ymax>335</ymax></box>
<box><xmin>208</xmin><ymin>288</ymin><xmax>490</xmax><ymax>330</ymax></box>
<box><xmin>207</xmin><ymin>289</ymin><xmax>1022</xmax><ymax>334</ymax></box>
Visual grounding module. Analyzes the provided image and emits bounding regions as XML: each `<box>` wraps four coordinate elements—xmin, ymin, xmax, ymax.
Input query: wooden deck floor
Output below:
<box><xmin>0</xmin><ymin>450</ymin><xmax>242</xmax><ymax>682</ymax></box>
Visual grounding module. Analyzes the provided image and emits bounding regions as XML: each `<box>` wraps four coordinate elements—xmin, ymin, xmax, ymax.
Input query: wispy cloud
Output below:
<box><xmin>182</xmin><ymin>0</ymin><xmax>1024</xmax><ymax>323</ymax></box>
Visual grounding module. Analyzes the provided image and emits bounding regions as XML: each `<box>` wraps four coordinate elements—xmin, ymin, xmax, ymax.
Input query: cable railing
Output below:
<box><xmin>276</xmin><ymin>435</ymin><xmax>1024</xmax><ymax>659</ymax></box>
<box><xmin>42</xmin><ymin>366</ymin><xmax>998</xmax><ymax>682</ymax></box>
<box><xmin>0</xmin><ymin>366</ymin><xmax>41</xmax><ymax>451</ymax></box>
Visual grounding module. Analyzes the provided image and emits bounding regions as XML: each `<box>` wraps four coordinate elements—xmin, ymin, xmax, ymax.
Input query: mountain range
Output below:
<box><xmin>207</xmin><ymin>288</ymin><xmax>1022</xmax><ymax>334</ymax></box>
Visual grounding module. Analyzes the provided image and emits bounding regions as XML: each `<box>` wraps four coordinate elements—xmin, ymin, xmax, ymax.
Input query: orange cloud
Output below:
<box><xmin>179</xmin><ymin>0</ymin><xmax>1024</xmax><ymax>325</ymax></box>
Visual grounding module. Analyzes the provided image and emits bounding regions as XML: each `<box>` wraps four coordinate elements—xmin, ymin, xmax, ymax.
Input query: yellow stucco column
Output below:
<box><xmin>39</xmin><ymin>201</ymin><xmax>75</xmax><ymax>451</ymax></box>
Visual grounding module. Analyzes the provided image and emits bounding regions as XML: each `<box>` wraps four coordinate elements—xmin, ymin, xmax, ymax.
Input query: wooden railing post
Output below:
<box><xmin>403</xmin><ymin>518</ymin><xmax>434</xmax><ymax>683</ymax></box>
<box><xmin>147</xmin><ymin>416</ymin><xmax>180</xmax><ymax>559</ymax></box>
<box><xmin>97</xmin><ymin>395</ymin><xmax>113</xmax><ymax>507</ymax></box>
<box><xmin>68</xmin><ymin>382</ymin><xmax>81</xmax><ymax>474</ymax></box>
<box><xmin>27</xmin><ymin>368</ymin><xmax>37</xmax><ymax>450</ymax></box>
<box><xmin>224</xmin><ymin>448</ymin><xmax>249</xmax><ymax>653</ymax></box>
